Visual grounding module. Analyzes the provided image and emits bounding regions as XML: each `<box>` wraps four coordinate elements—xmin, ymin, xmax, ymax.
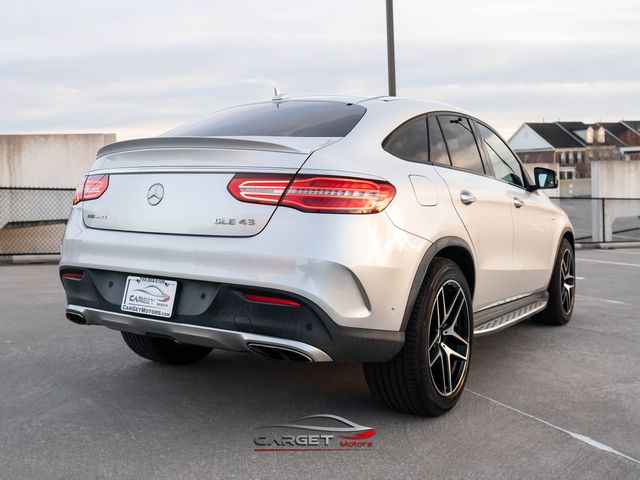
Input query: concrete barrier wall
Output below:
<box><xmin>0</xmin><ymin>133</ymin><xmax>115</xmax><ymax>256</ymax></box>
<box><xmin>0</xmin><ymin>133</ymin><xmax>116</xmax><ymax>188</ymax></box>
<box><xmin>590</xmin><ymin>160</ymin><xmax>640</xmax><ymax>241</ymax></box>
<box><xmin>592</xmin><ymin>160</ymin><xmax>640</xmax><ymax>198</ymax></box>
<box><xmin>560</xmin><ymin>178</ymin><xmax>591</xmax><ymax>197</ymax></box>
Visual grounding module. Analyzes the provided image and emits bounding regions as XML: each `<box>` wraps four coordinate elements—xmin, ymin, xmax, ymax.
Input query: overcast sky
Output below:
<box><xmin>2</xmin><ymin>0</ymin><xmax>639</xmax><ymax>139</ymax></box>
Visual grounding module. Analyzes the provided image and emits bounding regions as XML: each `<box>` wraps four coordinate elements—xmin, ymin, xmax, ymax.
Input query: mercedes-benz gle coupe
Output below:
<box><xmin>60</xmin><ymin>96</ymin><xmax>575</xmax><ymax>415</ymax></box>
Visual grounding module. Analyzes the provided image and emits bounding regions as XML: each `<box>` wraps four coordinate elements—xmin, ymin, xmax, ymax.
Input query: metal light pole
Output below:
<box><xmin>386</xmin><ymin>0</ymin><xmax>397</xmax><ymax>96</ymax></box>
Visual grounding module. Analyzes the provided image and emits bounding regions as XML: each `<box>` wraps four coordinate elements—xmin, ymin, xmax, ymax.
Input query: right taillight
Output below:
<box><xmin>227</xmin><ymin>173</ymin><xmax>395</xmax><ymax>214</ymax></box>
<box><xmin>73</xmin><ymin>174</ymin><xmax>109</xmax><ymax>205</ymax></box>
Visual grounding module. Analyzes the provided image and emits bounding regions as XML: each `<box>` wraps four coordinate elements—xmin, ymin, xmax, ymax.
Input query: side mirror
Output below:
<box><xmin>532</xmin><ymin>167</ymin><xmax>558</xmax><ymax>190</ymax></box>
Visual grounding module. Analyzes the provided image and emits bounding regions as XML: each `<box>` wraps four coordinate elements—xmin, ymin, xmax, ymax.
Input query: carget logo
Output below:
<box><xmin>130</xmin><ymin>284</ymin><xmax>171</xmax><ymax>303</ymax></box>
<box><xmin>253</xmin><ymin>414</ymin><xmax>376</xmax><ymax>452</ymax></box>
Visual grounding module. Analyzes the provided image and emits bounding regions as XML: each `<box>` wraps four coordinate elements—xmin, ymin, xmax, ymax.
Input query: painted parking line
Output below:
<box><xmin>601</xmin><ymin>250</ymin><xmax>640</xmax><ymax>256</ymax></box>
<box><xmin>576</xmin><ymin>258</ymin><xmax>640</xmax><ymax>268</ymax></box>
<box><xmin>577</xmin><ymin>294</ymin><xmax>629</xmax><ymax>306</ymax></box>
<box><xmin>468</xmin><ymin>390</ymin><xmax>640</xmax><ymax>466</ymax></box>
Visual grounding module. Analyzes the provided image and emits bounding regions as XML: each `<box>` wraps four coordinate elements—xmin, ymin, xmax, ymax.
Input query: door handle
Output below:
<box><xmin>460</xmin><ymin>190</ymin><xmax>476</xmax><ymax>205</ymax></box>
<box><xmin>513</xmin><ymin>197</ymin><xmax>524</xmax><ymax>208</ymax></box>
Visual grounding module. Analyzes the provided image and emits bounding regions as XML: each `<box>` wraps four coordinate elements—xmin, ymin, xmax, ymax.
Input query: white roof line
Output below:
<box><xmin>508</xmin><ymin>123</ymin><xmax>555</xmax><ymax>151</ymax></box>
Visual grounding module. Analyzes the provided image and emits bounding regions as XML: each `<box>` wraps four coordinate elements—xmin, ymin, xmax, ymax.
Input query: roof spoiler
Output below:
<box><xmin>97</xmin><ymin>136</ymin><xmax>303</xmax><ymax>158</ymax></box>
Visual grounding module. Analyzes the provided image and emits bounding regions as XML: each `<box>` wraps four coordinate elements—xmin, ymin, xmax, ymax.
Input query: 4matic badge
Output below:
<box><xmin>254</xmin><ymin>414</ymin><xmax>376</xmax><ymax>452</ymax></box>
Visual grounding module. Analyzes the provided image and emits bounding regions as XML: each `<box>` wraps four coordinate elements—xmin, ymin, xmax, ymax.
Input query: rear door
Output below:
<box><xmin>431</xmin><ymin>114</ymin><xmax>518</xmax><ymax>309</ymax></box>
<box><xmin>474</xmin><ymin>121</ymin><xmax>556</xmax><ymax>295</ymax></box>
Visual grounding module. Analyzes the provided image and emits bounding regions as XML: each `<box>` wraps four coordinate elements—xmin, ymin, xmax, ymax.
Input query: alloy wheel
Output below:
<box><xmin>560</xmin><ymin>248</ymin><xmax>575</xmax><ymax>315</ymax></box>
<box><xmin>427</xmin><ymin>280</ymin><xmax>471</xmax><ymax>397</ymax></box>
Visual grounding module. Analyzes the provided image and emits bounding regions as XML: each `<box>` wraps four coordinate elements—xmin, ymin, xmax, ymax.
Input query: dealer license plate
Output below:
<box><xmin>121</xmin><ymin>276</ymin><xmax>178</xmax><ymax>318</ymax></box>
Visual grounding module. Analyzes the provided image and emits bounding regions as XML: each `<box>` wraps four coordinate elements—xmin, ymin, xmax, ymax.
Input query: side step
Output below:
<box><xmin>473</xmin><ymin>294</ymin><xmax>548</xmax><ymax>336</ymax></box>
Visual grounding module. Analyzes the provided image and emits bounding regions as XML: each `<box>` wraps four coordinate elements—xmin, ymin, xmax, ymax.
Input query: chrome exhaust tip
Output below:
<box><xmin>65</xmin><ymin>310</ymin><xmax>87</xmax><ymax>325</ymax></box>
<box><xmin>247</xmin><ymin>343</ymin><xmax>313</xmax><ymax>362</ymax></box>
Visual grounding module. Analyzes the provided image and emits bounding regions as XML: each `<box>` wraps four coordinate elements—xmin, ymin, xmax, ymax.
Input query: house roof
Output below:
<box><xmin>522</xmin><ymin>121</ymin><xmax>638</xmax><ymax>149</ymax></box>
<box><xmin>622</xmin><ymin>121</ymin><xmax>640</xmax><ymax>136</ymax></box>
<box><xmin>526</xmin><ymin>123</ymin><xmax>586</xmax><ymax>148</ymax></box>
<box><xmin>598</xmin><ymin>122</ymin><xmax>629</xmax><ymax>138</ymax></box>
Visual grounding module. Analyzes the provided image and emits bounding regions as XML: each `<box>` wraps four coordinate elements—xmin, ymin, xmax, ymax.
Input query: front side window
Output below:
<box><xmin>476</xmin><ymin>123</ymin><xmax>525</xmax><ymax>187</ymax></box>
<box><xmin>438</xmin><ymin>116</ymin><xmax>485</xmax><ymax>174</ymax></box>
<box><xmin>383</xmin><ymin>117</ymin><xmax>429</xmax><ymax>163</ymax></box>
<box><xmin>164</xmin><ymin>101</ymin><xmax>367</xmax><ymax>138</ymax></box>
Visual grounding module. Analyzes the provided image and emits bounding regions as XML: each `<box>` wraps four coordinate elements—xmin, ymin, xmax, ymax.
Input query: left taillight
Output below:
<box><xmin>73</xmin><ymin>174</ymin><xmax>109</xmax><ymax>205</ymax></box>
<box><xmin>227</xmin><ymin>173</ymin><xmax>395</xmax><ymax>214</ymax></box>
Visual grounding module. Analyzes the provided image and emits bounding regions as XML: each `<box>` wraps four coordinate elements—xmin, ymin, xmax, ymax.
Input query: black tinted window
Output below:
<box><xmin>383</xmin><ymin>118</ymin><xmax>428</xmax><ymax>162</ymax></box>
<box><xmin>476</xmin><ymin>123</ymin><xmax>524</xmax><ymax>187</ymax></box>
<box><xmin>428</xmin><ymin>116</ymin><xmax>451</xmax><ymax>166</ymax></box>
<box><xmin>438</xmin><ymin>116</ymin><xmax>485</xmax><ymax>174</ymax></box>
<box><xmin>164</xmin><ymin>101</ymin><xmax>366</xmax><ymax>137</ymax></box>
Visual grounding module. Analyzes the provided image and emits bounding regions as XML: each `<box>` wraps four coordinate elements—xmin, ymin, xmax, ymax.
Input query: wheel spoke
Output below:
<box><xmin>428</xmin><ymin>334</ymin><xmax>439</xmax><ymax>352</ymax></box>
<box><xmin>441</xmin><ymin>346</ymin><xmax>453</xmax><ymax>394</ymax></box>
<box><xmin>443</xmin><ymin>289</ymin><xmax>461</xmax><ymax>322</ymax></box>
<box><xmin>435</xmin><ymin>288</ymin><xmax>444</xmax><ymax>329</ymax></box>
<box><xmin>429</xmin><ymin>348</ymin><xmax>442</xmax><ymax>367</ymax></box>
<box><xmin>442</xmin><ymin>341</ymin><xmax>468</xmax><ymax>362</ymax></box>
<box><xmin>443</xmin><ymin>327</ymin><xmax>469</xmax><ymax>351</ymax></box>
<box><xmin>439</xmin><ymin>353</ymin><xmax>447</xmax><ymax>393</ymax></box>
<box><xmin>443</xmin><ymin>291</ymin><xmax>464</xmax><ymax>330</ymax></box>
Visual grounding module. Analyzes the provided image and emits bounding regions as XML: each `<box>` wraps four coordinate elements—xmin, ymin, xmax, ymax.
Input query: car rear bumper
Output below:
<box><xmin>60</xmin><ymin>205</ymin><xmax>429</xmax><ymax>332</ymax></box>
<box><xmin>61</xmin><ymin>268</ymin><xmax>405</xmax><ymax>362</ymax></box>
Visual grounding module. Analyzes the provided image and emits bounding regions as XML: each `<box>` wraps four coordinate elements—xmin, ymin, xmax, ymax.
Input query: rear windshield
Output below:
<box><xmin>164</xmin><ymin>101</ymin><xmax>366</xmax><ymax>138</ymax></box>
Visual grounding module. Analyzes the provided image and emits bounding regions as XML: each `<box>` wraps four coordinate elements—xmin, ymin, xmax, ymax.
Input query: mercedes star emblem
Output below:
<box><xmin>147</xmin><ymin>183</ymin><xmax>164</xmax><ymax>206</ymax></box>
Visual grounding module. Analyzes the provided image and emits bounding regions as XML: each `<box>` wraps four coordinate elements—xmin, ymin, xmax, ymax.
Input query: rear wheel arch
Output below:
<box><xmin>562</xmin><ymin>229</ymin><xmax>575</xmax><ymax>249</ymax></box>
<box><xmin>436</xmin><ymin>246</ymin><xmax>475</xmax><ymax>299</ymax></box>
<box><xmin>401</xmin><ymin>237</ymin><xmax>475</xmax><ymax>331</ymax></box>
<box><xmin>545</xmin><ymin>227</ymin><xmax>575</xmax><ymax>289</ymax></box>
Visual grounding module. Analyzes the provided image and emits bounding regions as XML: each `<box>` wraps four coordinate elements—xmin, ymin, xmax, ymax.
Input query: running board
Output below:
<box><xmin>473</xmin><ymin>294</ymin><xmax>548</xmax><ymax>336</ymax></box>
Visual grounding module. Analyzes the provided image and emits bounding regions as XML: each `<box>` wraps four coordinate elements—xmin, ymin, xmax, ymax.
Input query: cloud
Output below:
<box><xmin>1</xmin><ymin>0</ymin><xmax>639</xmax><ymax>139</ymax></box>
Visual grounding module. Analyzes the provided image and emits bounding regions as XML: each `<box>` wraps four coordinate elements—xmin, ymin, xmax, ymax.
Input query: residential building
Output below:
<box><xmin>509</xmin><ymin>121</ymin><xmax>640</xmax><ymax>179</ymax></box>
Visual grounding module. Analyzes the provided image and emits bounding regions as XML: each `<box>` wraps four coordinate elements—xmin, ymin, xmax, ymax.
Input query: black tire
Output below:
<box><xmin>534</xmin><ymin>238</ymin><xmax>575</xmax><ymax>326</ymax></box>
<box><xmin>121</xmin><ymin>332</ymin><xmax>213</xmax><ymax>365</ymax></box>
<box><xmin>364</xmin><ymin>258</ymin><xmax>473</xmax><ymax>416</ymax></box>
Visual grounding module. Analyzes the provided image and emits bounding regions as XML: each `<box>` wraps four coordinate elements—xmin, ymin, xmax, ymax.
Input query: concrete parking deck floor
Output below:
<box><xmin>1</xmin><ymin>249</ymin><xmax>639</xmax><ymax>479</ymax></box>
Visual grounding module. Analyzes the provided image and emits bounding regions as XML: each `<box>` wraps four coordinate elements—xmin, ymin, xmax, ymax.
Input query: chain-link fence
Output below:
<box><xmin>1</xmin><ymin>188</ymin><xmax>639</xmax><ymax>256</ymax></box>
<box><xmin>549</xmin><ymin>197</ymin><xmax>640</xmax><ymax>243</ymax></box>
<box><xmin>0</xmin><ymin>187</ymin><xmax>74</xmax><ymax>256</ymax></box>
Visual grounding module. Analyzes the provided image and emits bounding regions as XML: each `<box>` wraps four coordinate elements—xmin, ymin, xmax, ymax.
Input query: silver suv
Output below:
<box><xmin>60</xmin><ymin>96</ymin><xmax>575</xmax><ymax>416</ymax></box>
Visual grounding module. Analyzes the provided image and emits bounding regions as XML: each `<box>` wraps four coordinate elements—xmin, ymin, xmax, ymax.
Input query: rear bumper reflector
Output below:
<box><xmin>244</xmin><ymin>293</ymin><xmax>301</xmax><ymax>307</ymax></box>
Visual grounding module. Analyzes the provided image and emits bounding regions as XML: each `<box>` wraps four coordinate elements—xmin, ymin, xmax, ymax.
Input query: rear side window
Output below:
<box><xmin>383</xmin><ymin>117</ymin><xmax>429</xmax><ymax>163</ymax></box>
<box><xmin>438</xmin><ymin>116</ymin><xmax>485</xmax><ymax>174</ymax></box>
<box><xmin>428</xmin><ymin>116</ymin><xmax>451</xmax><ymax>166</ymax></box>
<box><xmin>164</xmin><ymin>101</ymin><xmax>367</xmax><ymax>137</ymax></box>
